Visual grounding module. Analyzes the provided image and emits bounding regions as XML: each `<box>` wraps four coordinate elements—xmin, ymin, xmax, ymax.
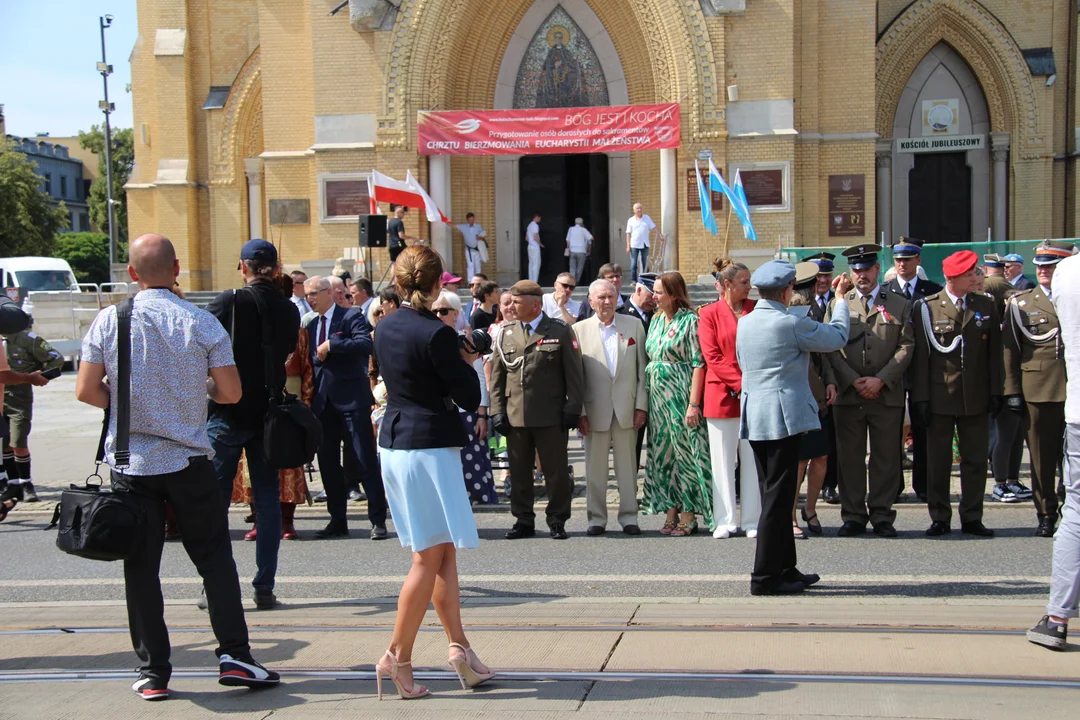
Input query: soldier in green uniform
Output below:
<box><xmin>1004</xmin><ymin>240</ymin><xmax>1076</xmax><ymax>537</ymax></box>
<box><xmin>3</xmin><ymin>327</ymin><xmax>64</xmax><ymax>502</ymax></box>
<box><xmin>827</xmin><ymin>244</ymin><xmax>915</xmax><ymax>538</ymax></box>
<box><xmin>982</xmin><ymin>254</ymin><xmax>1016</xmax><ymax>317</ymax></box>
<box><xmin>912</xmin><ymin>250</ymin><xmax>1003</xmax><ymax>537</ymax></box>
<box><xmin>490</xmin><ymin>280</ymin><xmax>585</xmax><ymax>540</ymax></box>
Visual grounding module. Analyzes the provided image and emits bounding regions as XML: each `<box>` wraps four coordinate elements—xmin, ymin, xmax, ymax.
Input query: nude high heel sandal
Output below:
<box><xmin>448</xmin><ymin>643</ymin><xmax>496</xmax><ymax>689</ymax></box>
<box><xmin>375</xmin><ymin>650</ymin><xmax>430</xmax><ymax>700</ymax></box>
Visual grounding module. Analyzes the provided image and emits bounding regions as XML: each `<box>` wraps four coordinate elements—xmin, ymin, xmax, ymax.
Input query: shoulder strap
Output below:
<box><xmin>114</xmin><ymin>298</ymin><xmax>133</xmax><ymax>468</ymax></box>
<box><xmin>239</xmin><ymin>286</ymin><xmax>282</xmax><ymax>403</ymax></box>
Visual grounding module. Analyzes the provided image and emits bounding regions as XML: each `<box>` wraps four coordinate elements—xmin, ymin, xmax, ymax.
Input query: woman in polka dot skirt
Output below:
<box><xmin>432</xmin><ymin>291</ymin><xmax>498</xmax><ymax>505</ymax></box>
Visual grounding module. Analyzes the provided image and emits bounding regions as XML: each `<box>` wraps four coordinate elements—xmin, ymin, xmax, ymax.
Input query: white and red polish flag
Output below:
<box><xmin>370</xmin><ymin>169</ymin><xmax>450</xmax><ymax>223</ymax></box>
<box><xmin>365</xmin><ymin>176</ymin><xmax>380</xmax><ymax>214</ymax></box>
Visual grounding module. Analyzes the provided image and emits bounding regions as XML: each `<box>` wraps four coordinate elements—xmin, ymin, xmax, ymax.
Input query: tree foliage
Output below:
<box><xmin>0</xmin><ymin>139</ymin><xmax>68</xmax><ymax>257</ymax></box>
<box><xmin>55</xmin><ymin>232</ymin><xmax>112</xmax><ymax>285</ymax></box>
<box><xmin>78</xmin><ymin>125</ymin><xmax>134</xmax><ymax>243</ymax></box>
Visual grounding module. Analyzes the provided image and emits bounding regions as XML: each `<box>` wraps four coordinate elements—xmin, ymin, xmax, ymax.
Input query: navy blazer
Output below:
<box><xmin>1012</xmin><ymin>274</ymin><xmax>1036</xmax><ymax>291</ymax></box>
<box><xmin>306</xmin><ymin>304</ymin><xmax>374</xmax><ymax>415</ymax></box>
<box><xmin>374</xmin><ymin>305</ymin><xmax>480</xmax><ymax>450</ymax></box>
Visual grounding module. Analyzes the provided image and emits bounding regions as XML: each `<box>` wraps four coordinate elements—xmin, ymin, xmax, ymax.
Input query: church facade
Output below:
<box><xmin>127</xmin><ymin>0</ymin><xmax>1080</xmax><ymax>289</ymax></box>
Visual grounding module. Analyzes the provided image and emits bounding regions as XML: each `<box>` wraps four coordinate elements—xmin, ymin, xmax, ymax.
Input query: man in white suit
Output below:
<box><xmin>574</xmin><ymin>279</ymin><xmax>649</xmax><ymax>535</ymax></box>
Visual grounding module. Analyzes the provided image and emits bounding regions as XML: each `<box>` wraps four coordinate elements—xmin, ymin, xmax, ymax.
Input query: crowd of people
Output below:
<box><xmin>1</xmin><ymin>220</ymin><xmax>1076</xmax><ymax>700</ymax></box>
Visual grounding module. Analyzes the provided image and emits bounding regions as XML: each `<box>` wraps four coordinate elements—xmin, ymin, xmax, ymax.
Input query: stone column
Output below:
<box><xmin>428</xmin><ymin>155</ymin><xmax>453</xmax><ymax>271</ymax></box>
<box><xmin>990</xmin><ymin>132</ymin><xmax>1010</xmax><ymax>241</ymax></box>
<box><xmin>659</xmin><ymin>148</ymin><xmax>677</xmax><ymax>270</ymax></box>
<box><xmin>875</xmin><ymin>140</ymin><xmax>892</xmax><ymax>246</ymax></box>
<box><xmin>244</xmin><ymin>158</ymin><xmax>264</xmax><ymax>240</ymax></box>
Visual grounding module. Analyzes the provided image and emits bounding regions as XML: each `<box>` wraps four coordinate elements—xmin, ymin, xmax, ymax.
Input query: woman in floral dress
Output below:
<box><xmin>643</xmin><ymin>272</ymin><xmax>713</xmax><ymax>535</ymax></box>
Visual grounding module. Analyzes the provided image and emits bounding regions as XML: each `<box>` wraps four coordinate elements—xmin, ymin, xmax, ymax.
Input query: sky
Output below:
<box><xmin>0</xmin><ymin>0</ymin><xmax>138</xmax><ymax>138</ymax></box>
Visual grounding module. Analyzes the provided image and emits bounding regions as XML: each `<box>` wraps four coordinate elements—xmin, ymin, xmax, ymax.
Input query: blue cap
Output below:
<box><xmin>241</xmin><ymin>238</ymin><xmax>278</xmax><ymax>264</ymax></box>
<box><xmin>751</xmin><ymin>260</ymin><xmax>797</xmax><ymax>290</ymax></box>
<box><xmin>892</xmin><ymin>236</ymin><xmax>923</xmax><ymax>258</ymax></box>
<box><xmin>806</xmin><ymin>252</ymin><xmax>835</xmax><ymax>273</ymax></box>
<box><xmin>1003</xmin><ymin>253</ymin><xmax>1024</xmax><ymax>264</ymax></box>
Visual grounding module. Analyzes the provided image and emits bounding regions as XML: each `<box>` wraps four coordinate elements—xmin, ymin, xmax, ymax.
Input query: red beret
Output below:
<box><xmin>942</xmin><ymin>250</ymin><xmax>978</xmax><ymax>278</ymax></box>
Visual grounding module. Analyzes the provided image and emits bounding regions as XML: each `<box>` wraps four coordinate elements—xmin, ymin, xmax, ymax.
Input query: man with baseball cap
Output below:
<box><xmin>911</xmin><ymin>250</ymin><xmax>1003</xmax><ymax>537</ymax></box>
<box><xmin>1005</xmin><ymin>241</ymin><xmax>1076</xmax><ymax>537</ymax></box>
<box><xmin>206</xmin><ymin>238</ymin><xmax>300</xmax><ymax>608</ymax></box>
<box><xmin>736</xmin><ymin>260</ymin><xmax>848</xmax><ymax>595</ymax></box>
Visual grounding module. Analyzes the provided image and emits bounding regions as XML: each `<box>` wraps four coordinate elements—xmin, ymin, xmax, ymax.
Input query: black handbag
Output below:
<box><xmin>50</xmin><ymin>298</ymin><xmax>146</xmax><ymax>561</ymax></box>
<box><xmin>233</xmin><ymin>288</ymin><xmax>322</xmax><ymax>470</ymax></box>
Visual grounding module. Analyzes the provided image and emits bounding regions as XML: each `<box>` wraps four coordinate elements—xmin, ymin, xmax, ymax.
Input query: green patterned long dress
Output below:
<box><xmin>642</xmin><ymin>308</ymin><xmax>714</xmax><ymax>529</ymax></box>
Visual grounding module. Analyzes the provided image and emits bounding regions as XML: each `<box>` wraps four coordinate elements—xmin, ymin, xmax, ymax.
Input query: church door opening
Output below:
<box><xmin>519</xmin><ymin>154</ymin><xmax>609</xmax><ymax>286</ymax></box>
<box><xmin>907</xmin><ymin>152</ymin><xmax>972</xmax><ymax>244</ymax></box>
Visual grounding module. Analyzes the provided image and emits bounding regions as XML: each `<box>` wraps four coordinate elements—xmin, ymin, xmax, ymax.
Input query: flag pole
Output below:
<box><xmin>722</xmin><ymin>200</ymin><xmax>734</xmax><ymax>258</ymax></box>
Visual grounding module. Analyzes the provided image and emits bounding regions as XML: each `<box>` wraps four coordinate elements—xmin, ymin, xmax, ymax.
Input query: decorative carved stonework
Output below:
<box><xmin>349</xmin><ymin>0</ymin><xmax>401</xmax><ymax>32</ymax></box>
<box><xmin>875</xmin><ymin>151</ymin><xmax>892</xmax><ymax>169</ymax></box>
<box><xmin>213</xmin><ymin>49</ymin><xmax>262</xmax><ymax>185</ymax></box>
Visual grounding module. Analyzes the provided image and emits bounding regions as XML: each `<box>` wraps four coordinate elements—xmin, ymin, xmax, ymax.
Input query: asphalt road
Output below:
<box><xmin>0</xmin><ymin>375</ymin><xmax>1055</xmax><ymax>605</ymax></box>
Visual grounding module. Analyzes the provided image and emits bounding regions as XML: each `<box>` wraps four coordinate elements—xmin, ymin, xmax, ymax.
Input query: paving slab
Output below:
<box><xmin>605</xmin><ymin>629</ymin><xmax>1080</xmax><ymax>679</ymax></box>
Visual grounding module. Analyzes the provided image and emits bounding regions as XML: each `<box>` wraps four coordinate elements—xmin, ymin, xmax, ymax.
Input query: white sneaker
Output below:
<box><xmin>712</xmin><ymin>528</ymin><xmax>731</xmax><ymax>539</ymax></box>
<box><xmin>745</xmin><ymin>529</ymin><xmax>758</xmax><ymax>538</ymax></box>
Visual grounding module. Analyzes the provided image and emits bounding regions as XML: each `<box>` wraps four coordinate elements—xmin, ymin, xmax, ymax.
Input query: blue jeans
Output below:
<box><xmin>630</xmin><ymin>246</ymin><xmax>648</xmax><ymax>281</ymax></box>
<box><xmin>207</xmin><ymin>413</ymin><xmax>281</xmax><ymax>592</ymax></box>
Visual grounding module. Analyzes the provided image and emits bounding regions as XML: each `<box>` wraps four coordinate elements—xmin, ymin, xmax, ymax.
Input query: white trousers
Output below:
<box><xmin>706</xmin><ymin>417</ymin><xmax>761</xmax><ymax>533</ymax></box>
<box><xmin>584</xmin><ymin>417</ymin><xmax>639</xmax><ymax>528</ymax></box>
<box><xmin>527</xmin><ymin>244</ymin><xmax>541</xmax><ymax>282</ymax></box>
<box><xmin>465</xmin><ymin>246</ymin><xmax>482</xmax><ymax>280</ymax></box>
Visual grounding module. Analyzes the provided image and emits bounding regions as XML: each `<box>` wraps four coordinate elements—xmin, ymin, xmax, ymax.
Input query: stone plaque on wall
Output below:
<box><xmin>269</xmin><ymin>199</ymin><xmax>310</xmax><ymax>225</ymax></box>
<box><xmin>828</xmin><ymin>174</ymin><xmax>865</xmax><ymax>237</ymax></box>
<box><xmin>686</xmin><ymin>169</ymin><xmax>723</xmax><ymax>212</ymax></box>
<box><xmin>741</xmin><ymin>170</ymin><xmax>784</xmax><ymax>207</ymax></box>
<box><xmin>325</xmin><ymin>180</ymin><xmax>370</xmax><ymax>218</ymax></box>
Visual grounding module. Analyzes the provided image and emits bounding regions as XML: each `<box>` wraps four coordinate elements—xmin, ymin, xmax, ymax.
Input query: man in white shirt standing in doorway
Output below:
<box><xmin>565</xmin><ymin>217</ymin><xmax>593</xmax><ymax>284</ymax></box>
<box><xmin>457</xmin><ymin>212</ymin><xmax>486</xmax><ymax>280</ymax></box>
<box><xmin>526</xmin><ymin>213</ymin><xmax>543</xmax><ymax>282</ymax></box>
<box><xmin>625</xmin><ymin>203</ymin><xmax>656</xmax><ymax>283</ymax></box>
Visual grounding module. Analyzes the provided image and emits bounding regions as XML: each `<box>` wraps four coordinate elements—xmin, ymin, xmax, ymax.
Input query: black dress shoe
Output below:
<box><xmin>925</xmin><ymin>521</ymin><xmax>951</xmax><ymax>537</ymax></box>
<box><xmin>622</xmin><ymin>524</ymin><xmax>642</xmax><ymax>536</ymax></box>
<box><xmin>750</xmin><ymin>581</ymin><xmax>806</xmax><ymax>596</ymax></box>
<box><xmin>837</xmin><ymin>521</ymin><xmax>866</xmax><ymax>537</ymax></box>
<box><xmin>315</xmin><ymin>523</ymin><xmax>348</xmax><ymax>539</ymax></box>
<box><xmin>821</xmin><ymin>487</ymin><xmax>840</xmax><ymax>505</ymax></box>
<box><xmin>960</xmin><ymin>521</ymin><xmax>995</xmax><ymax>537</ymax></box>
<box><xmin>1036</xmin><ymin>517</ymin><xmax>1057</xmax><ymax>538</ymax></box>
<box><xmin>370</xmin><ymin>524</ymin><xmax>388</xmax><ymax>540</ymax></box>
<box><xmin>550</xmin><ymin>523</ymin><xmax>568</xmax><ymax>540</ymax></box>
<box><xmin>505</xmin><ymin>524</ymin><xmax>535</xmax><ymax>540</ymax></box>
<box><xmin>872</xmin><ymin>522</ymin><xmax>898</xmax><ymax>538</ymax></box>
<box><xmin>784</xmin><ymin>569</ymin><xmax>820</xmax><ymax>587</ymax></box>
<box><xmin>586</xmin><ymin>525</ymin><xmax>605</xmax><ymax>536</ymax></box>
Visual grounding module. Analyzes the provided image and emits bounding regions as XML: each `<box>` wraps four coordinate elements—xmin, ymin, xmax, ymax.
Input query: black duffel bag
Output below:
<box><xmin>50</xmin><ymin>298</ymin><xmax>145</xmax><ymax>561</ymax></box>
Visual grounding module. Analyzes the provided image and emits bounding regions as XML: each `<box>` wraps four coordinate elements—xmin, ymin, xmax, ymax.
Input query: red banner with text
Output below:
<box><xmin>417</xmin><ymin>103</ymin><xmax>681</xmax><ymax>156</ymax></box>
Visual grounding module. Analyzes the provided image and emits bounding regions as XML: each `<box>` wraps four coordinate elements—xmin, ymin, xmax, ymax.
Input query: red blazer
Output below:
<box><xmin>699</xmin><ymin>298</ymin><xmax>755</xmax><ymax>419</ymax></box>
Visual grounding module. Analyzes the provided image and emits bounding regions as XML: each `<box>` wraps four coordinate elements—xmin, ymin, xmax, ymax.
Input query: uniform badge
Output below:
<box><xmin>571</xmin><ymin>339</ymin><xmax>580</xmax><ymax>349</ymax></box>
<box><xmin>1019</xmin><ymin>301</ymin><xmax>1027</xmax><ymax>307</ymax></box>
<box><xmin>875</xmin><ymin>306</ymin><xmax>892</xmax><ymax>322</ymax></box>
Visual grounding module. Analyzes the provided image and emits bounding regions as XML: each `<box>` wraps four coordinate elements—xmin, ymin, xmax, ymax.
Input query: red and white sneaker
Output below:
<box><xmin>131</xmin><ymin>674</ymin><xmax>169</xmax><ymax>701</ymax></box>
<box><xmin>218</xmin><ymin>654</ymin><xmax>281</xmax><ymax>687</ymax></box>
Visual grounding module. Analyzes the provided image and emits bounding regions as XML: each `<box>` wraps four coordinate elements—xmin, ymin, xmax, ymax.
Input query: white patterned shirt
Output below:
<box><xmin>82</xmin><ymin>289</ymin><xmax>235</xmax><ymax>476</ymax></box>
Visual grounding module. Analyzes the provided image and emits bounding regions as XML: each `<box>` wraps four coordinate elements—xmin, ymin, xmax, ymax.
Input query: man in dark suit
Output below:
<box><xmin>304</xmin><ymin>275</ymin><xmax>388</xmax><ymax>540</ymax></box>
<box><xmin>885</xmin><ymin>237</ymin><xmax>942</xmax><ymax>502</ymax></box>
<box><xmin>1004</xmin><ymin>253</ymin><xmax>1037</xmax><ymax>291</ymax></box>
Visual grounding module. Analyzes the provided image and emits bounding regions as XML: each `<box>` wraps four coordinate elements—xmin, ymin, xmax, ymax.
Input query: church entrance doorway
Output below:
<box><xmin>907</xmin><ymin>152</ymin><xmax>972</xmax><ymax>244</ymax></box>
<box><xmin>519</xmin><ymin>153</ymin><xmax>609</xmax><ymax>286</ymax></box>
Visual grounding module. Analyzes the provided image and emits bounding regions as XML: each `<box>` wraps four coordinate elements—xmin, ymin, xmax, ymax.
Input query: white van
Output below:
<box><xmin>0</xmin><ymin>256</ymin><xmax>80</xmax><ymax>313</ymax></box>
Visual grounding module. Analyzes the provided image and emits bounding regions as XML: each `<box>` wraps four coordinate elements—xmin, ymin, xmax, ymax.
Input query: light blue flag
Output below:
<box><xmin>695</xmin><ymin>160</ymin><xmax>718</xmax><ymax>235</ymax></box>
<box><xmin>732</xmin><ymin>169</ymin><xmax>758</xmax><ymax>241</ymax></box>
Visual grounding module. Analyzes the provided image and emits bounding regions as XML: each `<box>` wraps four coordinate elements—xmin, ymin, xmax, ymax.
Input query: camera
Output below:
<box><xmin>458</xmin><ymin>328</ymin><xmax>493</xmax><ymax>355</ymax></box>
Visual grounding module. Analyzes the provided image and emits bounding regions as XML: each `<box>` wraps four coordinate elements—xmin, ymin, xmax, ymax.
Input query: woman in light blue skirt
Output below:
<box><xmin>371</xmin><ymin>245</ymin><xmax>495</xmax><ymax>701</ymax></box>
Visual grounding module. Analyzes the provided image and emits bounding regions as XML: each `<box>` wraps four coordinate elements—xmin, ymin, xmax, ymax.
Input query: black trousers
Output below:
<box><xmin>113</xmin><ymin>456</ymin><xmax>250</xmax><ymax>683</ymax></box>
<box><xmin>317</xmin><ymin>404</ymin><xmax>387</xmax><ymax>527</ymax></box>
<box><xmin>991</xmin><ymin>408</ymin><xmax>1024</xmax><ymax>483</ymax></box>
<box><xmin>750</xmin><ymin>436</ymin><xmax>802</xmax><ymax>593</ymax></box>
<box><xmin>507</xmin><ymin>425</ymin><xmax>572</xmax><ymax>528</ymax></box>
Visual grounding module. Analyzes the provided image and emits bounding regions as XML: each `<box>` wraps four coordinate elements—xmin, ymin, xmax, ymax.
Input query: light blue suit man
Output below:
<box><xmin>736</xmin><ymin>259</ymin><xmax>849</xmax><ymax>595</ymax></box>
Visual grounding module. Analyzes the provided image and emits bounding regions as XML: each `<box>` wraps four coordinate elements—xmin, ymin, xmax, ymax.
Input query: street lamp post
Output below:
<box><xmin>98</xmin><ymin>15</ymin><xmax>117</xmax><ymax>267</ymax></box>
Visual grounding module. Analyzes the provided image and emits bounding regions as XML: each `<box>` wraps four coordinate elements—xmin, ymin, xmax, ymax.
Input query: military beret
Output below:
<box><xmin>1032</xmin><ymin>240</ymin><xmax>1075</xmax><ymax>266</ymax></box>
<box><xmin>0</xmin><ymin>297</ymin><xmax>31</xmax><ymax>335</ymax></box>
<box><xmin>1003</xmin><ymin>253</ymin><xmax>1025</xmax><ymax>264</ymax></box>
<box><xmin>510</xmin><ymin>280</ymin><xmax>544</xmax><ymax>297</ymax></box>
<box><xmin>942</xmin><ymin>250</ymin><xmax>979</xmax><ymax>278</ymax></box>
<box><xmin>892</xmin><ymin>236</ymin><xmax>924</xmax><ymax>259</ymax></box>
<box><xmin>751</xmin><ymin>259</ymin><xmax>797</xmax><ymax>290</ymax></box>
<box><xmin>793</xmin><ymin>262</ymin><xmax>820</xmax><ymax>290</ymax></box>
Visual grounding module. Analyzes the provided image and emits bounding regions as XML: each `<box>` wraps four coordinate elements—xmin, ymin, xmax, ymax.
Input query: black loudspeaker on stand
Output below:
<box><xmin>359</xmin><ymin>214</ymin><xmax>387</xmax><ymax>248</ymax></box>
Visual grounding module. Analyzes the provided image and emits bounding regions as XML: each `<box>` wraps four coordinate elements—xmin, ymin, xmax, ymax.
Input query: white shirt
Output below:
<box><xmin>526</xmin><ymin>221</ymin><xmax>541</xmax><ymax>247</ymax></box>
<box><xmin>457</xmin><ymin>222</ymin><xmax>486</xmax><ymax>249</ymax></box>
<box><xmin>945</xmin><ymin>288</ymin><xmax>966</xmax><ymax>310</ymax></box>
<box><xmin>626</xmin><ymin>214</ymin><xmax>656</xmax><ymax>249</ymax></box>
<box><xmin>542</xmin><ymin>293</ymin><xmax>580</xmax><ymax>321</ymax></box>
<box><xmin>1052</xmin><ymin>256</ymin><xmax>1080</xmax><ymax>423</ymax></box>
<box><xmin>290</xmin><ymin>295</ymin><xmax>312</xmax><ymax>316</ymax></box>
<box><xmin>897</xmin><ymin>276</ymin><xmax>917</xmax><ymax>297</ymax></box>
<box><xmin>566</xmin><ymin>225</ymin><xmax>593</xmax><ymax>254</ymax></box>
<box><xmin>598</xmin><ymin>317</ymin><xmax>619</xmax><ymax>377</ymax></box>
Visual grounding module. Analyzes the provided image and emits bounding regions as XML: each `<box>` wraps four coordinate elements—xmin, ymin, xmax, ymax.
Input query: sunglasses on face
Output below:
<box><xmin>305</xmin><ymin>288</ymin><xmax>328</xmax><ymax>299</ymax></box>
<box><xmin>345</xmin><ymin>294</ymin><xmax>353</xmax><ymax>301</ymax></box>
<box><xmin>434</xmin><ymin>308</ymin><xmax>455</xmax><ymax>316</ymax></box>
<box><xmin>559</xmin><ymin>282</ymin><xmax>576</xmax><ymax>290</ymax></box>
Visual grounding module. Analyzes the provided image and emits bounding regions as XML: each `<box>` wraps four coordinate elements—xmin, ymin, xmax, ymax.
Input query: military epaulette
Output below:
<box><xmin>921</xmin><ymin>291</ymin><xmax>943</xmax><ymax>303</ymax></box>
<box><xmin>549</xmin><ymin>317</ymin><xmax>568</xmax><ymax>327</ymax></box>
<box><xmin>26</xmin><ymin>332</ymin><xmax>38</xmax><ymax>339</ymax></box>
